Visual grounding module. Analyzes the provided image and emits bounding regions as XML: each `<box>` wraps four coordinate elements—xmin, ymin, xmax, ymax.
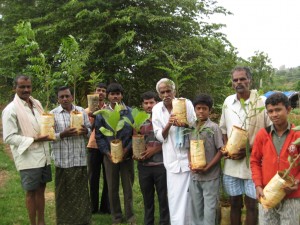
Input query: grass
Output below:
<box><xmin>0</xmin><ymin>144</ymin><xmax>151</xmax><ymax>225</ymax></box>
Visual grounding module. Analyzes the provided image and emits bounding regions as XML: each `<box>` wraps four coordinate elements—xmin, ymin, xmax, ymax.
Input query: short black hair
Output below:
<box><xmin>231</xmin><ymin>66</ymin><xmax>252</xmax><ymax>80</ymax></box>
<box><xmin>56</xmin><ymin>86</ymin><xmax>73</xmax><ymax>96</ymax></box>
<box><xmin>106</xmin><ymin>83</ymin><xmax>124</xmax><ymax>95</ymax></box>
<box><xmin>13</xmin><ymin>75</ymin><xmax>31</xmax><ymax>88</ymax></box>
<box><xmin>265</xmin><ymin>92</ymin><xmax>290</xmax><ymax>109</ymax></box>
<box><xmin>96</xmin><ymin>83</ymin><xmax>107</xmax><ymax>89</ymax></box>
<box><xmin>193</xmin><ymin>94</ymin><xmax>213</xmax><ymax>110</ymax></box>
<box><xmin>141</xmin><ymin>91</ymin><xmax>159</xmax><ymax>102</ymax></box>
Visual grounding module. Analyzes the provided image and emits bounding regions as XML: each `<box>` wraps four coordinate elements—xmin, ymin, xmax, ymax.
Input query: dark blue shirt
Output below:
<box><xmin>95</xmin><ymin>104</ymin><xmax>133</xmax><ymax>159</ymax></box>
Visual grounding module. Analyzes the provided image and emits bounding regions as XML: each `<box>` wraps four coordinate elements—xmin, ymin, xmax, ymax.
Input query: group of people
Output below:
<box><xmin>1</xmin><ymin>65</ymin><xmax>300</xmax><ymax>225</ymax></box>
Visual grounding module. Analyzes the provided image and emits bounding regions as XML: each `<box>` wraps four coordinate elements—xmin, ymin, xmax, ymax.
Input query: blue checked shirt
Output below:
<box><xmin>50</xmin><ymin>105</ymin><xmax>91</xmax><ymax>168</ymax></box>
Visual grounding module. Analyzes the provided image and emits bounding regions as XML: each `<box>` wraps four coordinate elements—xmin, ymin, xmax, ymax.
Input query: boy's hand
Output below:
<box><xmin>283</xmin><ymin>180</ymin><xmax>299</xmax><ymax>195</ymax></box>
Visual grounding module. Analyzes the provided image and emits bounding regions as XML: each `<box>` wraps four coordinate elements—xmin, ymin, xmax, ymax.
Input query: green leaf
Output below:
<box><xmin>126</xmin><ymin>108</ymin><xmax>150</xmax><ymax>133</ymax></box>
<box><xmin>116</xmin><ymin>120</ymin><xmax>125</xmax><ymax>132</ymax></box>
<box><xmin>293</xmin><ymin>138</ymin><xmax>300</xmax><ymax>145</ymax></box>
<box><xmin>100</xmin><ymin>127</ymin><xmax>113</xmax><ymax>136</ymax></box>
<box><xmin>292</xmin><ymin>126</ymin><xmax>300</xmax><ymax>131</ymax></box>
<box><xmin>123</xmin><ymin>117</ymin><xmax>133</xmax><ymax>127</ymax></box>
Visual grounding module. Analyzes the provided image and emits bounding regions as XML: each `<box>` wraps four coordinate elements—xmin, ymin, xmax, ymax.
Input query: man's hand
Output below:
<box><xmin>122</xmin><ymin>148</ymin><xmax>129</xmax><ymax>160</ymax></box>
<box><xmin>141</xmin><ymin>146</ymin><xmax>159</xmax><ymax>160</ymax></box>
<box><xmin>169</xmin><ymin>114</ymin><xmax>186</xmax><ymax>127</ymax></box>
<box><xmin>88</xmin><ymin>111</ymin><xmax>96</xmax><ymax>118</ymax></box>
<box><xmin>34</xmin><ymin>135</ymin><xmax>52</xmax><ymax>142</ymax></box>
<box><xmin>106</xmin><ymin>152</ymin><xmax>112</xmax><ymax>162</ymax></box>
<box><xmin>256</xmin><ymin>186</ymin><xmax>265</xmax><ymax>201</ymax></box>
<box><xmin>60</xmin><ymin>127</ymin><xmax>78</xmax><ymax>138</ymax></box>
<box><xmin>225</xmin><ymin>148</ymin><xmax>246</xmax><ymax>160</ymax></box>
<box><xmin>78</xmin><ymin>125</ymin><xmax>88</xmax><ymax>135</ymax></box>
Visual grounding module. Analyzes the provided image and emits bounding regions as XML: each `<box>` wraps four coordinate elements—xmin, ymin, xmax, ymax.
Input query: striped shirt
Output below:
<box><xmin>139</xmin><ymin>119</ymin><xmax>163</xmax><ymax>166</ymax></box>
<box><xmin>50</xmin><ymin>105</ymin><xmax>91</xmax><ymax>168</ymax></box>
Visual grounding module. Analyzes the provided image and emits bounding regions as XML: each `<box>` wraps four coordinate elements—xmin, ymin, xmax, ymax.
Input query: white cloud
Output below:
<box><xmin>210</xmin><ymin>0</ymin><xmax>300</xmax><ymax>69</ymax></box>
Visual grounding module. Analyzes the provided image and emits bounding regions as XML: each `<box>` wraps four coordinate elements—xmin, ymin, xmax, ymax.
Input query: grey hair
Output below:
<box><xmin>155</xmin><ymin>78</ymin><xmax>175</xmax><ymax>93</ymax></box>
<box><xmin>231</xmin><ymin>66</ymin><xmax>252</xmax><ymax>80</ymax></box>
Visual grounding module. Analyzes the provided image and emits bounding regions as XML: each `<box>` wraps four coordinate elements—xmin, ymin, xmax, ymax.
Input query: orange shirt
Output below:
<box><xmin>85</xmin><ymin>102</ymin><xmax>106</xmax><ymax>149</ymax></box>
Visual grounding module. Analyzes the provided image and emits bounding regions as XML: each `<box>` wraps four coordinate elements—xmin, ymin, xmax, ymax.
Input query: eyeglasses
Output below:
<box><xmin>232</xmin><ymin>77</ymin><xmax>248</xmax><ymax>82</ymax></box>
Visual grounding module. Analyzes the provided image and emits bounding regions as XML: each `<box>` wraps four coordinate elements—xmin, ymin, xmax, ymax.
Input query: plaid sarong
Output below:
<box><xmin>55</xmin><ymin>166</ymin><xmax>91</xmax><ymax>225</ymax></box>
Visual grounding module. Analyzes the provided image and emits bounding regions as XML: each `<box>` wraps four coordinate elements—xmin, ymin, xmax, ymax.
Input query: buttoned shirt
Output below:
<box><xmin>219</xmin><ymin>93</ymin><xmax>271</xmax><ymax>179</ymax></box>
<box><xmin>50</xmin><ymin>105</ymin><xmax>91</xmax><ymax>168</ymax></box>
<box><xmin>2</xmin><ymin>99</ymin><xmax>51</xmax><ymax>171</ymax></box>
<box><xmin>152</xmin><ymin>99</ymin><xmax>196</xmax><ymax>173</ymax></box>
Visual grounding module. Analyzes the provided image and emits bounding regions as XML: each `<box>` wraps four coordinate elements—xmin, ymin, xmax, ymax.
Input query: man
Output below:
<box><xmin>95</xmin><ymin>83</ymin><xmax>135</xmax><ymax>225</ymax></box>
<box><xmin>138</xmin><ymin>91</ymin><xmax>169</xmax><ymax>225</ymax></box>
<box><xmin>85</xmin><ymin>83</ymin><xmax>110</xmax><ymax>214</ymax></box>
<box><xmin>152</xmin><ymin>78</ymin><xmax>196</xmax><ymax>225</ymax></box>
<box><xmin>50</xmin><ymin>86</ymin><xmax>92</xmax><ymax>225</ymax></box>
<box><xmin>2</xmin><ymin>75</ymin><xmax>52</xmax><ymax>225</ymax></box>
<box><xmin>250</xmin><ymin>92</ymin><xmax>300</xmax><ymax>225</ymax></box>
<box><xmin>219</xmin><ymin>66</ymin><xmax>271</xmax><ymax>225</ymax></box>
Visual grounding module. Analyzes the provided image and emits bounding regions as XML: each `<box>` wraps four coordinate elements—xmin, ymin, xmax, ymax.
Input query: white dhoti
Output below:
<box><xmin>167</xmin><ymin>170</ymin><xmax>191</xmax><ymax>225</ymax></box>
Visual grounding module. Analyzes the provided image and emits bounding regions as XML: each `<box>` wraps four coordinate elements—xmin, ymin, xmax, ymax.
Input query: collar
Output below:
<box><xmin>271</xmin><ymin>122</ymin><xmax>291</xmax><ymax>135</ymax></box>
<box><xmin>57</xmin><ymin>104</ymin><xmax>76</xmax><ymax>113</ymax></box>
<box><xmin>107</xmin><ymin>102</ymin><xmax>127</xmax><ymax>111</ymax></box>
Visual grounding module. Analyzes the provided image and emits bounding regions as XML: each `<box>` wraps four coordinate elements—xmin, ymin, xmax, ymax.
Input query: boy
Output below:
<box><xmin>250</xmin><ymin>92</ymin><xmax>300</xmax><ymax>225</ymax></box>
<box><xmin>188</xmin><ymin>94</ymin><xmax>223</xmax><ymax>225</ymax></box>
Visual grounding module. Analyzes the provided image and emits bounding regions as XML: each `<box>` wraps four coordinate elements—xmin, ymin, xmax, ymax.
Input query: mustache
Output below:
<box><xmin>163</xmin><ymin>97</ymin><xmax>172</xmax><ymax>101</ymax></box>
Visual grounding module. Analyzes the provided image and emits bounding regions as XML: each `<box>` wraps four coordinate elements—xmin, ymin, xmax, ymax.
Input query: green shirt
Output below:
<box><xmin>271</xmin><ymin>122</ymin><xmax>291</xmax><ymax>155</ymax></box>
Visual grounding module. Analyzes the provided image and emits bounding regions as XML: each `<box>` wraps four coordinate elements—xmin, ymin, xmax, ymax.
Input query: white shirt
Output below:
<box><xmin>152</xmin><ymin>99</ymin><xmax>196</xmax><ymax>173</ymax></box>
<box><xmin>219</xmin><ymin>92</ymin><xmax>271</xmax><ymax>179</ymax></box>
<box><xmin>2</xmin><ymin>100</ymin><xmax>51</xmax><ymax>171</ymax></box>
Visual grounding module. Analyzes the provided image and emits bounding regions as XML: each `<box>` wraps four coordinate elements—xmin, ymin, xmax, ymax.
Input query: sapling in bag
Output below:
<box><xmin>94</xmin><ymin>104</ymin><xmax>125</xmax><ymax>163</ymax></box>
<box><xmin>123</xmin><ymin>108</ymin><xmax>150</xmax><ymax>160</ymax></box>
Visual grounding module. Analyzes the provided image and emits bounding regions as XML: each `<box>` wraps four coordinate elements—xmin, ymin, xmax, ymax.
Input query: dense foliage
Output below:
<box><xmin>0</xmin><ymin>0</ymin><xmax>278</xmax><ymax>110</ymax></box>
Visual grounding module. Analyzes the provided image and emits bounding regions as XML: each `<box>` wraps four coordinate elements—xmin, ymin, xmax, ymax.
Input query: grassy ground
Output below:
<box><xmin>0</xmin><ymin>144</ymin><xmax>148</xmax><ymax>225</ymax></box>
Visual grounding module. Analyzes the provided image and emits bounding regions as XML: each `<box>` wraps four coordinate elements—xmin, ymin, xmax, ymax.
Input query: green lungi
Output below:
<box><xmin>55</xmin><ymin>166</ymin><xmax>91</xmax><ymax>225</ymax></box>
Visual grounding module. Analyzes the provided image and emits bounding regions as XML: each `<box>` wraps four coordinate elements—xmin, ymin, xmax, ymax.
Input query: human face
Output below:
<box><xmin>194</xmin><ymin>103</ymin><xmax>210</xmax><ymax>122</ymax></box>
<box><xmin>158</xmin><ymin>83</ymin><xmax>175</xmax><ymax>106</ymax></box>
<box><xmin>15</xmin><ymin>78</ymin><xmax>32</xmax><ymax>101</ymax></box>
<box><xmin>266</xmin><ymin>102</ymin><xmax>291</xmax><ymax>127</ymax></box>
<box><xmin>142</xmin><ymin>98</ymin><xmax>157</xmax><ymax>113</ymax></box>
<box><xmin>95</xmin><ymin>87</ymin><xmax>106</xmax><ymax>101</ymax></box>
<box><xmin>232</xmin><ymin>70</ymin><xmax>251</xmax><ymax>94</ymax></box>
<box><xmin>107</xmin><ymin>92</ymin><xmax>123</xmax><ymax>105</ymax></box>
<box><xmin>58</xmin><ymin>89</ymin><xmax>74</xmax><ymax>110</ymax></box>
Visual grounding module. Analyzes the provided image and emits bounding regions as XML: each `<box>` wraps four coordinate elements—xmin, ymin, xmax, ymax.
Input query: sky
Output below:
<box><xmin>209</xmin><ymin>0</ymin><xmax>300</xmax><ymax>69</ymax></box>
